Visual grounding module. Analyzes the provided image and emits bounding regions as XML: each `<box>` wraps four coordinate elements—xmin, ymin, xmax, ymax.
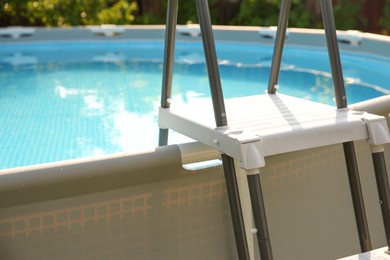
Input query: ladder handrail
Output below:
<box><xmin>159</xmin><ymin>0</ymin><xmax>178</xmax><ymax>146</ymax></box>
<box><xmin>268</xmin><ymin>0</ymin><xmax>292</xmax><ymax>94</ymax></box>
<box><xmin>269</xmin><ymin>2</ymin><xmax>372</xmax><ymax>252</ymax></box>
<box><xmin>195</xmin><ymin>0</ymin><xmax>228</xmax><ymax>127</ymax></box>
<box><xmin>320</xmin><ymin>0</ymin><xmax>372</xmax><ymax>251</ymax></box>
<box><xmin>196</xmin><ymin>1</ymin><xmax>274</xmax><ymax>258</ymax></box>
<box><xmin>320</xmin><ymin>0</ymin><xmax>347</xmax><ymax>109</ymax></box>
<box><xmin>195</xmin><ymin>1</ymin><xmax>252</xmax><ymax>258</ymax></box>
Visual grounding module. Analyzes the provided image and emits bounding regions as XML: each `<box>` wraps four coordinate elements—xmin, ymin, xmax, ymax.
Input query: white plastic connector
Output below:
<box><xmin>159</xmin><ymin>107</ymin><xmax>265</xmax><ymax>171</ymax></box>
<box><xmin>177</xmin><ymin>25</ymin><xmax>201</xmax><ymax>37</ymax></box>
<box><xmin>370</xmin><ymin>145</ymin><xmax>385</xmax><ymax>154</ymax></box>
<box><xmin>0</xmin><ymin>27</ymin><xmax>35</xmax><ymax>38</ymax></box>
<box><xmin>259</xmin><ymin>26</ymin><xmax>289</xmax><ymax>39</ymax></box>
<box><xmin>363</xmin><ymin>116</ymin><xmax>390</xmax><ymax>146</ymax></box>
<box><xmin>89</xmin><ymin>25</ymin><xmax>125</xmax><ymax>37</ymax></box>
<box><xmin>337</xmin><ymin>30</ymin><xmax>363</xmax><ymax>46</ymax></box>
<box><xmin>226</xmin><ymin>130</ymin><xmax>265</xmax><ymax>171</ymax></box>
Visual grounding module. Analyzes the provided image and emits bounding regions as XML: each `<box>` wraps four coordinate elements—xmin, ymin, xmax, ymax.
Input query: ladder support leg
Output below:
<box><xmin>247</xmin><ymin>173</ymin><xmax>273</xmax><ymax>260</ymax></box>
<box><xmin>222</xmin><ymin>154</ymin><xmax>251</xmax><ymax>260</ymax></box>
<box><xmin>371</xmin><ymin>151</ymin><xmax>390</xmax><ymax>252</ymax></box>
<box><xmin>159</xmin><ymin>128</ymin><xmax>169</xmax><ymax>147</ymax></box>
<box><xmin>343</xmin><ymin>142</ymin><xmax>373</xmax><ymax>251</ymax></box>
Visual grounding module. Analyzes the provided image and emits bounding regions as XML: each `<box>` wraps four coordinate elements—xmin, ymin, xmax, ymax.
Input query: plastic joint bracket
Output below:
<box><xmin>258</xmin><ymin>26</ymin><xmax>290</xmax><ymax>39</ymax></box>
<box><xmin>225</xmin><ymin>130</ymin><xmax>265</xmax><ymax>173</ymax></box>
<box><xmin>363</xmin><ymin>116</ymin><xmax>390</xmax><ymax>152</ymax></box>
<box><xmin>337</xmin><ymin>30</ymin><xmax>363</xmax><ymax>46</ymax></box>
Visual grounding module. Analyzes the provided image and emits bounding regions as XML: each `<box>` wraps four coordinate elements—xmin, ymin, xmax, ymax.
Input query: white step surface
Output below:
<box><xmin>159</xmin><ymin>93</ymin><xmax>390</xmax><ymax>170</ymax></box>
<box><xmin>338</xmin><ymin>247</ymin><xmax>390</xmax><ymax>259</ymax></box>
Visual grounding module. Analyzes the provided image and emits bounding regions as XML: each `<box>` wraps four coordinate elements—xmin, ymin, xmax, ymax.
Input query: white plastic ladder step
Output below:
<box><xmin>159</xmin><ymin>93</ymin><xmax>390</xmax><ymax>170</ymax></box>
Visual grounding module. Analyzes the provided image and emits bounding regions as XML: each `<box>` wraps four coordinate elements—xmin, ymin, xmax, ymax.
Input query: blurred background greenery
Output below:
<box><xmin>1</xmin><ymin>0</ymin><xmax>389</xmax><ymax>35</ymax></box>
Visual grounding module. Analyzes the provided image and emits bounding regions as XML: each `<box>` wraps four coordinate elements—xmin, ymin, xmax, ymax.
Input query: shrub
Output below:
<box><xmin>379</xmin><ymin>0</ymin><xmax>390</xmax><ymax>34</ymax></box>
<box><xmin>134</xmin><ymin>0</ymin><xmax>221</xmax><ymax>25</ymax></box>
<box><xmin>97</xmin><ymin>0</ymin><xmax>137</xmax><ymax>25</ymax></box>
<box><xmin>333</xmin><ymin>0</ymin><xmax>366</xmax><ymax>30</ymax></box>
<box><xmin>232</xmin><ymin>0</ymin><xmax>315</xmax><ymax>28</ymax></box>
<box><xmin>0</xmin><ymin>0</ymin><xmax>138</xmax><ymax>27</ymax></box>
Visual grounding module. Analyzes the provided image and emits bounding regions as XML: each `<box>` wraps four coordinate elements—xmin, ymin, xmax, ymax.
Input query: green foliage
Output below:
<box><xmin>1</xmin><ymin>1</ymin><xmax>29</xmax><ymax>26</ymax></box>
<box><xmin>1</xmin><ymin>0</ymin><xmax>138</xmax><ymax>27</ymax></box>
<box><xmin>379</xmin><ymin>0</ymin><xmax>390</xmax><ymax>33</ymax></box>
<box><xmin>0</xmin><ymin>0</ymin><xmax>221</xmax><ymax>27</ymax></box>
<box><xmin>232</xmin><ymin>0</ymin><xmax>279</xmax><ymax>26</ymax></box>
<box><xmin>137</xmin><ymin>12</ymin><xmax>164</xmax><ymax>25</ymax></box>
<box><xmin>232</xmin><ymin>0</ymin><xmax>315</xmax><ymax>28</ymax></box>
<box><xmin>97</xmin><ymin>0</ymin><xmax>137</xmax><ymax>25</ymax></box>
<box><xmin>159</xmin><ymin>0</ymin><xmax>219</xmax><ymax>25</ymax></box>
<box><xmin>333</xmin><ymin>0</ymin><xmax>366</xmax><ymax>30</ymax></box>
<box><xmin>0</xmin><ymin>0</ymin><xmax>386</xmax><ymax>35</ymax></box>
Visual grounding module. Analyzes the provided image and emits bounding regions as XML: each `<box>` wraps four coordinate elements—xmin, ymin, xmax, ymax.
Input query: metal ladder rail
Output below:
<box><xmin>372</xmin><ymin>151</ymin><xmax>390</xmax><ymax>252</ymax></box>
<box><xmin>268</xmin><ymin>0</ymin><xmax>372</xmax><ymax>252</ymax></box>
<box><xmin>320</xmin><ymin>0</ymin><xmax>371</xmax><ymax>251</ymax></box>
<box><xmin>160</xmin><ymin>1</ymin><xmax>256</xmax><ymax>259</ymax></box>
<box><xmin>159</xmin><ymin>0</ymin><xmax>178</xmax><ymax>147</ymax></box>
<box><xmin>324</xmin><ymin>0</ymin><xmax>390</xmax><ymax>249</ymax></box>
<box><xmin>196</xmin><ymin>0</ymin><xmax>274</xmax><ymax>259</ymax></box>
<box><xmin>195</xmin><ymin>0</ymin><xmax>251</xmax><ymax>259</ymax></box>
<box><xmin>327</xmin><ymin>0</ymin><xmax>390</xmax><ymax>252</ymax></box>
<box><xmin>267</xmin><ymin>0</ymin><xmax>291</xmax><ymax>95</ymax></box>
<box><xmin>269</xmin><ymin>0</ymin><xmax>390</xmax><ymax>252</ymax></box>
<box><xmin>323</xmin><ymin>0</ymin><xmax>390</xmax><ymax>252</ymax></box>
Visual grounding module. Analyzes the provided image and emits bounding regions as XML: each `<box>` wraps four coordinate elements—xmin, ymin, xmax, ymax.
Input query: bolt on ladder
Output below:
<box><xmin>158</xmin><ymin>0</ymin><xmax>390</xmax><ymax>259</ymax></box>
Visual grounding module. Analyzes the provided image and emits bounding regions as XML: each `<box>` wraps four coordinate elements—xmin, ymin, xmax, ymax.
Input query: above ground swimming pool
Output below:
<box><xmin>1</xmin><ymin>27</ymin><xmax>390</xmax><ymax>169</ymax></box>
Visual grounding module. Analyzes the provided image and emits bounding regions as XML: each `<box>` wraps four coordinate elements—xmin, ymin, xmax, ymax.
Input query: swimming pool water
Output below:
<box><xmin>1</xmin><ymin>40</ymin><xmax>389</xmax><ymax>169</ymax></box>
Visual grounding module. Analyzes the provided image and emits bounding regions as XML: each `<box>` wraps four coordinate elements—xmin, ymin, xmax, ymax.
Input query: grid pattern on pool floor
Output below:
<box><xmin>1</xmin><ymin>40</ymin><xmax>389</xmax><ymax>170</ymax></box>
<box><xmin>0</xmin><ymin>61</ymin><xmax>162</xmax><ymax>169</ymax></box>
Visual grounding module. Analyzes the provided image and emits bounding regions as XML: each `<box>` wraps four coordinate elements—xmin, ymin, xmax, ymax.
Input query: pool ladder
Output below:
<box><xmin>158</xmin><ymin>0</ymin><xmax>390</xmax><ymax>259</ymax></box>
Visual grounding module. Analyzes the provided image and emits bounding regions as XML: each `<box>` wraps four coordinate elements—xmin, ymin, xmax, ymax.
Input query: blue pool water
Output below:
<box><xmin>1</xmin><ymin>40</ymin><xmax>390</xmax><ymax>169</ymax></box>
